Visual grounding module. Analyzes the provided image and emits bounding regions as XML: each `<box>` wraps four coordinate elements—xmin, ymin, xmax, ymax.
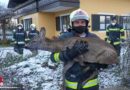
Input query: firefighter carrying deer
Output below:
<box><xmin>25</xmin><ymin>9</ymin><xmax>118</xmax><ymax>90</ymax></box>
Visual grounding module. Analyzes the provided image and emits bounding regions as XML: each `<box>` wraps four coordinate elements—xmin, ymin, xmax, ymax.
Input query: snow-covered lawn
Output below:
<box><xmin>0</xmin><ymin>47</ymin><xmax>126</xmax><ymax>90</ymax></box>
<box><xmin>0</xmin><ymin>47</ymin><xmax>63</xmax><ymax>90</ymax></box>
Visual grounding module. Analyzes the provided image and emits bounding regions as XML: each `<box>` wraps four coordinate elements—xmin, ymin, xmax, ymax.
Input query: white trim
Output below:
<box><xmin>120</xmin><ymin>14</ymin><xmax>130</xmax><ymax>16</ymax></box>
<box><xmin>59</xmin><ymin>16</ymin><xmax>62</xmax><ymax>31</ymax></box>
<box><xmin>59</xmin><ymin>13</ymin><xmax>70</xmax><ymax>17</ymax></box>
<box><xmin>97</xmin><ymin>12</ymin><xmax>116</xmax><ymax>15</ymax></box>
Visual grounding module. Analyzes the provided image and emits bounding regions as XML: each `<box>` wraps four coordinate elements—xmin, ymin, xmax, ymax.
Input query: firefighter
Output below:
<box><xmin>27</xmin><ymin>24</ymin><xmax>39</xmax><ymax>41</ymax></box>
<box><xmin>13</xmin><ymin>23</ymin><xmax>27</xmax><ymax>54</ymax></box>
<box><xmin>26</xmin><ymin>24</ymin><xmax>39</xmax><ymax>55</ymax></box>
<box><xmin>106</xmin><ymin>16</ymin><xmax>125</xmax><ymax>56</ymax></box>
<box><xmin>50</xmin><ymin>9</ymin><xmax>108</xmax><ymax>90</ymax></box>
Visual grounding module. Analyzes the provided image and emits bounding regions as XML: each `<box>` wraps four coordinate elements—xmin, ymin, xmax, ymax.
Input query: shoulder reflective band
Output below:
<box><xmin>54</xmin><ymin>52</ymin><xmax>60</xmax><ymax>63</ymax></box>
<box><xmin>65</xmin><ymin>78</ymin><xmax>98</xmax><ymax>89</ymax></box>
<box><xmin>106</xmin><ymin>29</ymin><xmax>109</xmax><ymax>32</ymax></box>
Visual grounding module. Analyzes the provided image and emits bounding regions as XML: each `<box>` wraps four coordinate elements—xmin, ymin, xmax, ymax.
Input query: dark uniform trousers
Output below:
<box><xmin>113</xmin><ymin>44</ymin><xmax>120</xmax><ymax>56</ymax></box>
<box><xmin>110</xmin><ymin>41</ymin><xmax>120</xmax><ymax>56</ymax></box>
<box><xmin>14</xmin><ymin>44</ymin><xmax>24</xmax><ymax>54</ymax></box>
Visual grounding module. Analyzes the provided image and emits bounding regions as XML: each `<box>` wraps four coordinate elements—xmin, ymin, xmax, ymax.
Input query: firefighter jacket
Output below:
<box><xmin>106</xmin><ymin>23</ymin><xmax>125</xmax><ymax>45</ymax></box>
<box><xmin>27</xmin><ymin>29</ymin><xmax>39</xmax><ymax>41</ymax></box>
<box><xmin>50</xmin><ymin>30</ymin><xmax>108</xmax><ymax>90</ymax></box>
<box><xmin>13</xmin><ymin>29</ymin><xmax>27</xmax><ymax>45</ymax></box>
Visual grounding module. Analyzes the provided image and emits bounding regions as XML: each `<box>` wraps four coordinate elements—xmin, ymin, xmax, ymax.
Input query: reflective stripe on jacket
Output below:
<box><xmin>65</xmin><ymin>78</ymin><xmax>98</xmax><ymax>89</ymax></box>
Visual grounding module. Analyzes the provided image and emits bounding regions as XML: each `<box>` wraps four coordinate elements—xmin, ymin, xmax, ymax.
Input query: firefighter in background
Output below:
<box><xmin>27</xmin><ymin>24</ymin><xmax>39</xmax><ymax>41</ymax></box>
<box><xmin>26</xmin><ymin>24</ymin><xmax>39</xmax><ymax>54</ymax></box>
<box><xmin>50</xmin><ymin>9</ymin><xmax>108</xmax><ymax>90</ymax></box>
<box><xmin>13</xmin><ymin>23</ymin><xmax>27</xmax><ymax>54</ymax></box>
<box><xmin>106</xmin><ymin>16</ymin><xmax>125</xmax><ymax>56</ymax></box>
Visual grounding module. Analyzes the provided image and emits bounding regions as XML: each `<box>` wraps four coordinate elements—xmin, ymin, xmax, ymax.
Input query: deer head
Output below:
<box><xmin>25</xmin><ymin>27</ymin><xmax>46</xmax><ymax>51</ymax></box>
<box><xmin>25</xmin><ymin>27</ymin><xmax>64</xmax><ymax>52</ymax></box>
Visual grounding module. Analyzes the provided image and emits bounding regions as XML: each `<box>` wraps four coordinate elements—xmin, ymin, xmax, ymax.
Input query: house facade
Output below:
<box><xmin>8</xmin><ymin>0</ymin><xmax>130</xmax><ymax>39</ymax></box>
<box><xmin>80</xmin><ymin>0</ymin><xmax>130</xmax><ymax>39</ymax></box>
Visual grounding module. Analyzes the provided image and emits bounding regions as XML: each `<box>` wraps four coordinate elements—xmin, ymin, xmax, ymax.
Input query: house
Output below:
<box><xmin>80</xmin><ymin>0</ymin><xmax>130</xmax><ymax>39</ymax></box>
<box><xmin>8</xmin><ymin>0</ymin><xmax>130</xmax><ymax>39</ymax></box>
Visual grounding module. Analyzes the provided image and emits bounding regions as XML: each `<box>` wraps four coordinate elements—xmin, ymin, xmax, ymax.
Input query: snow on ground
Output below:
<box><xmin>99</xmin><ymin>65</ymin><xmax>122</xmax><ymax>89</ymax></box>
<box><xmin>0</xmin><ymin>47</ymin><xmax>64</xmax><ymax>90</ymax></box>
<box><xmin>0</xmin><ymin>47</ymin><xmax>32</xmax><ymax>58</ymax></box>
<box><xmin>0</xmin><ymin>47</ymin><xmax>126</xmax><ymax>90</ymax></box>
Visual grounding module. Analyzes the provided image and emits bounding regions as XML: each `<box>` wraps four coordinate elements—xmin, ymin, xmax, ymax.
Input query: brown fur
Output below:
<box><xmin>26</xmin><ymin>27</ymin><xmax>118</xmax><ymax>65</ymax></box>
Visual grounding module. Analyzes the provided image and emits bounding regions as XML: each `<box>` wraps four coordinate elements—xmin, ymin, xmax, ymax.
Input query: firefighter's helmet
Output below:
<box><xmin>17</xmin><ymin>23</ymin><xmax>23</xmax><ymax>28</ymax></box>
<box><xmin>111</xmin><ymin>16</ymin><xmax>117</xmax><ymax>21</ymax></box>
<box><xmin>30</xmin><ymin>24</ymin><xmax>36</xmax><ymax>28</ymax></box>
<box><xmin>70</xmin><ymin>9</ymin><xmax>89</xmax><ymax>22</ymax></box>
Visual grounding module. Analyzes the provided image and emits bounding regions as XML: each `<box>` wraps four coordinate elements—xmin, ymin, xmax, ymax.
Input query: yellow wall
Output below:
<box><xmin>36</xmin><ymin>8</ymin><xmax>77</xmax><ymax>38</ymax></box>
<box><xmin>19</xmin><ymin>13</ymin><xmax>39</xmax><ymax>27</ymax></box>
<box><xmin>80</xmin><ymin>0</ymin><xmax>130</xmax><ymax>39</ymax></box>
<box><xmin>37</xmin><ymin>12</ymin><xmax>56</xmax><ymax>39</ymax></box>
<box><xmin>21</xmin><ymin>8</ymin><xmax>77</xmax><ymax>38</ymax></box>
<box><xmin>19</xmin><ymin>9</ymin><xmax>77</xmax><ymax>38</ymax></box>
<box><xmin>19</xmin><ymin>12</ymin><xmax>56</xmax><ymax>39</ymax></box>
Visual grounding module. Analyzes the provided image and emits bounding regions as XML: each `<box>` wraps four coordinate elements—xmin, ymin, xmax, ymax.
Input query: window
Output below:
<box><xmin>106</xmin><ymin>16</ymin><xmax>111</xmax><ymax>28</ymax></box>
<box><xmin>100</xmin><ymin>16</ymin><xmax>105</xmax><ymax>30</ymax></box>
<box><xmin>92</xmin><ymin>14</ymin><xmax>112</xmax><ymax>31</ymax></box>
<box><xmin>23</xmin><ymin>18</ymin><xmax>32</xmax><ymax>31</ymax></box>
<box><xmin>56</xmin><ymin>15</ymin><xmax>70</xmax><ymax>32</ymax></box>
<box><xmin>56</xmin><ymin>16</ymin><xmax>60</xmax><ymax>31</ymax></box>
<box><xmin>92</xmin><ymin>14</ymin><xmax>130</xmax><ymax>31</ymax></box>
<box><xmin>119</xmin><ymin>16</ymin><xmax>130</xmax><ymax>30</ymax></box>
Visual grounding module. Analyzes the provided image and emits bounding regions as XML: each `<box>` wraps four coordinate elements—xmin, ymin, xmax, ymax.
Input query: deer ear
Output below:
<box><xmin>40</xmin><ymin>27</ymin><xmax>46</xmax><ymax>40</ymax></box>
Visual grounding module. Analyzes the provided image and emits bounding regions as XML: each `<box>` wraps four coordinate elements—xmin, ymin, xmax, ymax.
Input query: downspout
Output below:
<box><xmin>36</xmin><ymin>0</ymin><xmax>39</xmax><ymax>12</ymax></box>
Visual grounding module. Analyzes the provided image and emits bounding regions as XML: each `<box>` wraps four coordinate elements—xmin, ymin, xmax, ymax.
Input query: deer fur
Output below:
<box><xmin>26</xmin><ymin>27</ymin><xmax>118</xmax><ymax>65</ymax></box>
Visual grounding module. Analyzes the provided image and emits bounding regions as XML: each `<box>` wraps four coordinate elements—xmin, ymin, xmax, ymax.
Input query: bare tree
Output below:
<box><xmin>0</xmin><ymin>4</ymin><xmax>13</xmax><ymax>44</ymax></box>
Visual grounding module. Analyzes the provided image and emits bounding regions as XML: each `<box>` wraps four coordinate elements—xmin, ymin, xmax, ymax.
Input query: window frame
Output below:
<box><xmin>92</xmin><ymin>14</ymin><xmax>113</xmax><ymax>31</ymax></box>
<box><xmin>56</xmin><ymin>14</ymin><xmax>70</xmax><ymax>32</ymax></box>
<box><xmin>119</xmin><ymin>16</ymin><xmax>130</xmax><ymax>30</ymax></box>
<box><xmin>23</xmin><ymin>18</ymin><xmax>32</xmax><ymax>31</ymax></box>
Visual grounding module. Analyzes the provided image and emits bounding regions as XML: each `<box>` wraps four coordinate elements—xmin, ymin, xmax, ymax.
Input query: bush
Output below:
<box><xmin>0</xmin><ymin>39</ymin><xmax>13</xmax><ymax>46</ymax></box>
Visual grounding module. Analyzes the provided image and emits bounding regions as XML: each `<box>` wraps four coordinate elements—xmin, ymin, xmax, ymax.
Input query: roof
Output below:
<box><xmin>8</xmin><ymin>0</ymin><xmax>28</xmax><ymax>8</ymax></box>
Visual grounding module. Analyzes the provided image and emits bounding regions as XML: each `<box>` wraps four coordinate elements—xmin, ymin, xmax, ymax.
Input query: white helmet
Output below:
<box><xmin>30</xmin><ymin>24</ymin><xmax>36</xmax><ymax>28</ymax></box>
<box><xmin>70</xmin><ymin>9</ymin><xmax>89</xmax><ymax>22</ymax></box>
<box><xmin>17</xmin><ymin>23</ymin><xmax>23</xmax><ymax>28</ymax></box>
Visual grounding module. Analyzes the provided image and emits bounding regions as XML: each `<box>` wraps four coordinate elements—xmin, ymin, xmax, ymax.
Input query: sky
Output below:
<box><xmin>0</xmin><ymin>0</ymin><xmax>9</xmax><ymax>8</ymax></box>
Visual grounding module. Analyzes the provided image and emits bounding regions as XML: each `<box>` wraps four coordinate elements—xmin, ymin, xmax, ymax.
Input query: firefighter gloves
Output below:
<box><xmin>60</xmin><ymin>40</ymin><xmax>89</xmax><ymax>61</ymax></box>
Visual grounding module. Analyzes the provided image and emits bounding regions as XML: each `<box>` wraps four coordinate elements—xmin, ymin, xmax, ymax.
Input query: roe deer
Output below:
<box><xmin>25</xmin><ymin>27</ymin><xmax>118</xmax><ymax>65</ymax></box>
